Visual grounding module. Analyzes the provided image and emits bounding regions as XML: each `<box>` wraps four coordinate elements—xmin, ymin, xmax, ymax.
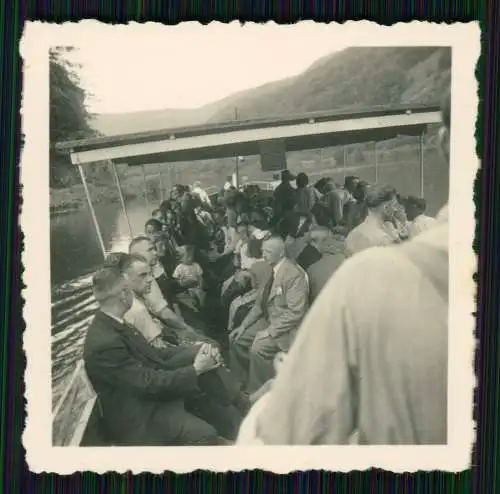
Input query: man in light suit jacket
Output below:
<box><xmin>228</xmin><ymin>235</ymin><xmax>309</xmax><ymax>394</ymax></box>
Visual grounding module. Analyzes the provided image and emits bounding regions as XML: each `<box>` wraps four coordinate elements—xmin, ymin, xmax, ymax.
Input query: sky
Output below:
<box><xmin>63</xmin><ymin>23</ymin><xmax>347</xmax><ymax>114</ymax></box>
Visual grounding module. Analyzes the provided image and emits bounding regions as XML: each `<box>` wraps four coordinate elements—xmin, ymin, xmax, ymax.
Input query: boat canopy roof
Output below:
<box><xmin>55</xmin><ymin>104</ymin><xmax>442</xmax><ymax>167</ymax></box>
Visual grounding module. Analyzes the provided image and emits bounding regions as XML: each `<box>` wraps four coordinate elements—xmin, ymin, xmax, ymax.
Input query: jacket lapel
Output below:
<box><xmin>99</xmin><ymin>312</ymin><xmax>169</xmax><ymax>367</ymax></box>
<box><xmin>267</xmin><ymin>259</ymin><xmax>289</xmax><ymax>301</ymax></box>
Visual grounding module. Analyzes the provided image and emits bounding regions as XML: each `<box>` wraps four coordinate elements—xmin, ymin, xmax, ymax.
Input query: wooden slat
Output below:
<box><xmin>53</xmin><ymin>360</ymin><xmax>97</xmax><ymax>446</ymax></box>
<box><xmin>69</xmin><ymin>397</ymin><xmax>97</xmax><ymax>447</ymax></box>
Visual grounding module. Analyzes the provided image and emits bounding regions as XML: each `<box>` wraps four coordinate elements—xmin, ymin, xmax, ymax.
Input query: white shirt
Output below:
<box><xmin>192</xmin><ymin>186</ymin><xmax>212</xmax><ymax>206</ymax></box>
<box><xmin>408</xmin><ymin>215</ymin><xmax>438</xmax><ymax>239</ymax></box>
<box><xmin>345</xmin><ymin>214</ymin><xmax>394</xmax><ymax>257</ymax></box>
<box><xmin>152</xmin><ymin>263</ymin><xmax>165</xmax><ymax>278</ymax></box>
<box><xmin>124</xmin><ymin>296</ymin><xmax>163</xmax><ymax>343</ymax></box>
<box><xmin>272</xmin><ymin>257</ymin><xmax>287</xmax><ymax>278</ymax></box>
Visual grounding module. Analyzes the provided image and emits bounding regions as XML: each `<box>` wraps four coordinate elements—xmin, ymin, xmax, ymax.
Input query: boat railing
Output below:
<box><xmin>52</xmin><ymin>360</ymin><xmax>97</xmax><ymax>446</ymax></box>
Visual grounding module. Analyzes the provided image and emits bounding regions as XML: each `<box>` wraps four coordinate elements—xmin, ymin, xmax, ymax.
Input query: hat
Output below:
<box><xmin>281</xmin><ymin>170</ymin><xmax>296</xmax><ymax>181</ymax></box>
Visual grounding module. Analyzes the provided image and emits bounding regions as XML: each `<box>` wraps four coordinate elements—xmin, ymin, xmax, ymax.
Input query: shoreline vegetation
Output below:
<box><xmin>50</xmin><ymin>139</ymin><xmax>439</xmax><ymax>216</ymax></box>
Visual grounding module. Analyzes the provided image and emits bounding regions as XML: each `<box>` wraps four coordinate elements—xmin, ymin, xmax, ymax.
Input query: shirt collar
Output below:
<box><xmin>152</xmin><ymin>263</ymin><xmax>165</xmax><ymax>278</ymax></box>
<box><xmin>101</xmin><ymin>310</ymin><xmax>124</xmax><ymax>325</ymax></box>
<box><xmin>272</xmin><ymin>257</ymin><xmax>286</xmax><ymax>277</ymax></box>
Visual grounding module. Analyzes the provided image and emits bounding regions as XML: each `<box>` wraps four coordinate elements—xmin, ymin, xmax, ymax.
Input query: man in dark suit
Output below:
<box><xmin>228</xmin><ymin>235</ymin><xmax>309</xmax><ymax>393</ymax></box>
<box><xmin>83</xmin><ymin>266</ymin><xmax>243</xmax><ymax>445</ymax></box>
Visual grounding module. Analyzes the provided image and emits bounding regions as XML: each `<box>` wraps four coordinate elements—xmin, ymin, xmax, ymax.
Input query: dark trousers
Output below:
<box><xmin>247</xmin><ymin>330</ymin><xmax>280</xmax><ymax>394</ymax></box>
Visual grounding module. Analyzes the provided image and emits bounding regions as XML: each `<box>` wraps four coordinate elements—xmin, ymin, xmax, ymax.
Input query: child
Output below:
<box><xmin>172</xmin><ymin>245</ymin><xmax>205</xmax><ymax>308</ymax></box>
<box><xmin>145</xmin><ymin>218</ymin><xmax>163</xmax><ymax>242</ymax></box>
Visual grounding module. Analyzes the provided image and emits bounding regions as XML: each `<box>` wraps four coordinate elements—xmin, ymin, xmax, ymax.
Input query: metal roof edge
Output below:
<box><xmin>55</xmin><ymin>103</ymin><xmax>441</xmax><ymax>154</ymax></box>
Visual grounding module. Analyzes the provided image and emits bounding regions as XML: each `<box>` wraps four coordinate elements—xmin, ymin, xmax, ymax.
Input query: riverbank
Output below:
<box><xmin>50</xmin><ymin>139</ymin><xmax>439</xmax><ymax>216</ymax></box>
<box><xmin>50</xmin><ymin>174</ymin><xmax>161</xmax><ymax>216</ymax></box>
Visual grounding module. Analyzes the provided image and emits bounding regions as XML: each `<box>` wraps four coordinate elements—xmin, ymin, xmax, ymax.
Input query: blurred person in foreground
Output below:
<box><xmin>245</xmin><ymin>90</ymin><xmax>450</xmax><ymax>445</ymax></box>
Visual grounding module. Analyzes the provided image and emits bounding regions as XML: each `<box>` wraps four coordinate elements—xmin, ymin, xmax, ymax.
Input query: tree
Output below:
<box><xmin>49</xmin><ymin>47</ymin><xmax>97</xmax><ymax>187</ymax></box>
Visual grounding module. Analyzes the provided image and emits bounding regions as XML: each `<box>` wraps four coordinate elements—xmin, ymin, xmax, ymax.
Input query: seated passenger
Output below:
<box><xmin>306</xmin><ymin>227</ymin><xmax>346</xmax><ymax>303</ymax></box>
<box><xmin>228</xmin><ymin>235</ymin><xmax>309</xmax><ymax>394</ymax></box>
<box><xmin>404</xmin><ymin>196</ymin><xmax>438</xmax><ymax>239</ymax></box>
<box><xmin>345</xmin><ymin>184</ymin><xmax>399</xmax><ymax>257</ymax></box>
<box><xmin>145</xmin><ymin>218</ymin><xmax>164</xmax><ymax>242</ymax></box>
<box><xmin>173</xmin><ymin>245</ymin><xmax>206</xmax><ymax>310</ymax></box>
<box><xmin>83</xmin><ymin>266</ymin><xmax>246</xmax><ymax>445</ymax></box>
<box><xmin>154</xmin><ymin>235</ymin><xmax>178</xmax><ymax>278</ymax></box>
<box><xmin>151</xmin><ymin>208</ymin><xmax>165</xmax><ymax>225</ymax></box>
<box><xmin>128</xmin><ymin>237</ymin><xmax>211</xmax><ymax>342</ymax></box>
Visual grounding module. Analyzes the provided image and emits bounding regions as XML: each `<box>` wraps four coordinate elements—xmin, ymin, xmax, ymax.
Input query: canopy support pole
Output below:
<box><xmin>343</xmin><ymin>146</ymin><xmax>347</xmax><ymax>179</ymax></box>
<box><xmin>76</xmin><ymin>163</ymin><xmax>106</xmax><ymax>259</ymax></box>
<box><xmin>159</xmin><ymin>166</ymin><xmax>165</xmax><ymax>202</ymax></box>
<box><xmin>235</xmin><ymin>156</ymin><xmax>240</xmax><ymax>189</ymax></box>
<box><xmin>141</xmin><ymin>165</ymin><xmax>150</xmax><ymax>211</ymax></box>
<box><xmin>419</xmin><ymin>131</ymin><xmax>425</xmax><ymax>198</ymax></box>
<box><xmin>374</xmin><ymin>141</ymin><xmax>378</xmax><ymax>183</ymax></box>
<box><xmin>111</xmin><ymin>162</ymin><xmax>132</xmax><ymax>239</ymax></box>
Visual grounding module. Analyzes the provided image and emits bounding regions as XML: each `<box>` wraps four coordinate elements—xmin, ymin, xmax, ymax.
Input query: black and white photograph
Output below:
<box><xmin>22</xmin><ymin>21</ymin><xmax>478</xmax><ymax>473</ymax></box>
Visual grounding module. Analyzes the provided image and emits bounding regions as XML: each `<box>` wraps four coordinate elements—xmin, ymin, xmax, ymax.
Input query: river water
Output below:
<box><xmin>51</xmin><ymin>199</ymin><xmax>153</xmax><ymax>407</ymax></box>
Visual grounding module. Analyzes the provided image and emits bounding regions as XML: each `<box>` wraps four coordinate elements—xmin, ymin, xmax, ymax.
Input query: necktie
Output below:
<box><xmin>260</xmin><ymin>270</ymin><xmax>275</xmax><ymax>319</ymax></box>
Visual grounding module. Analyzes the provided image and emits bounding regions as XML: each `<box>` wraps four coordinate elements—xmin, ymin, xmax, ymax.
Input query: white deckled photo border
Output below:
<box><xmin>21</xmin><ymin>20</ymin><xmax>479</xmax><ymax>474</ymax></box>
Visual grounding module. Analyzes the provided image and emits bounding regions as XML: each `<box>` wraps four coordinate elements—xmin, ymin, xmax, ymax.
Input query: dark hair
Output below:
<box><xmin>129</xmin><ymin>235</ymin><xmax>152</xmax><ymax>253</ymax></box>
<box><xmin>159</xmin><ymin>199</ymin><xmax>173</xmax><ymax>216</ymax></box>
<box><xmin>145</xmin><ymin>218</ymin><xmax>163</xmax><ymax>232</ymax></box>
<box><xmin>441</xmin><ymin>89</ymin><xmax>451</xmax><ymax>131</ymax></box>
<box><xmin>344</xmin><ymin>175</ymin><xmax>360</xmax><ymax>190</ymax></box>
<box><xmin>314</xmin><ymin>177</ymin><xmax>332</xmax><ymax>194</ymax></box>
<box><xmin>352</xmin><ymin>181</ymin><xmax>367</xmax><ymax>202</ymax></box>
<box><xmin>152</xmin><ymin>208</ymin><xmax>162</xmax><ymax>216</ymax></box>
<box><xmin>247</xmin><ymin>237</ymin><xmax>263</xmax><ymax>259</ymax></box>
<box><xmin>250</xmin><ymin>217</ymin><xmax>268</xmax><ymax>230</ymax></box>
<box><xmin>404</xmin><ymin>195</ymin><xmax>427</xmax><ymax>220</ymax></box>
<box><xmin>365</xmin><ymin>184</ymin><xmax>397</xmax><ymax>209</ymax></box>
<box><xmin>154</xmin><ymin>235</ymin><xmax>167</xmax><ymax>245</ymax></box>
<box><xmin>296</xmin><ymin>172</ymin><xmax>309</xmax><ymax>188</ymax></box>
<box><xmin>92</xmin><ymin>266</ymin><xmax>126</xmax><ymax>301</ymax></box>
